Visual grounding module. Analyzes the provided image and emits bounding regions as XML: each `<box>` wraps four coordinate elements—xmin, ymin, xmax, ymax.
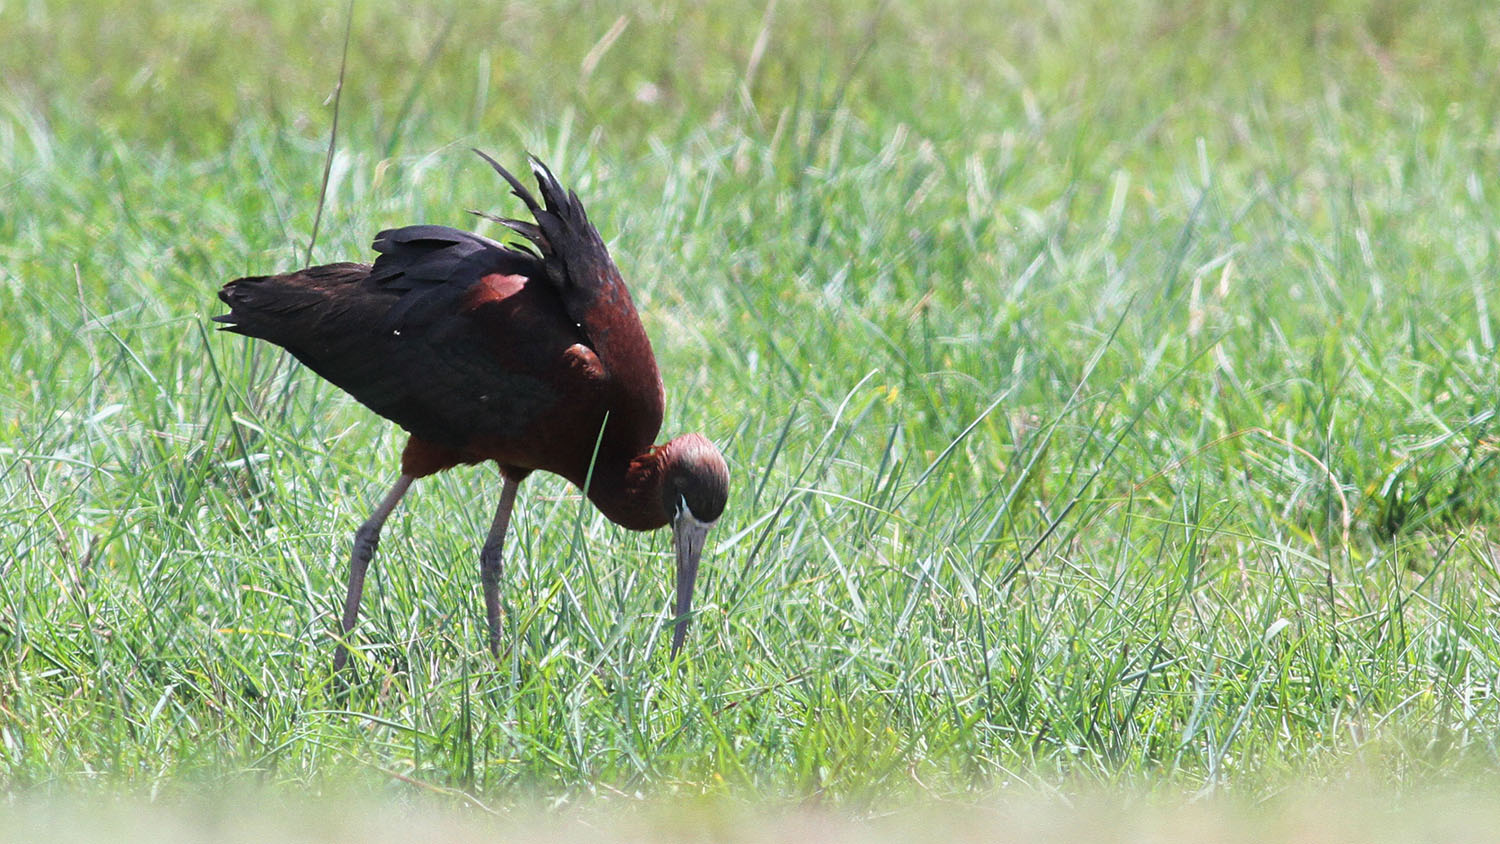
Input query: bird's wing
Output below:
<box><xmin>366</xmin><ymin>224</ymin><xmax>539</xmax><ymax>330</ymax></box>
<box><xmin>473</xmin><ymin>152</ymin><xmax>665</xmax><ymax>450</ymax></box>
<box><xmin>218</xmin><ymin>227</ymin><xmax>605</xmax><ymax>450</ymax></box>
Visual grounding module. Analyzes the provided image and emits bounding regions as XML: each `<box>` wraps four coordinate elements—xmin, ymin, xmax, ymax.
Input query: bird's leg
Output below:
<box><xmin>479</xmin><ymin>474</ymin><xmax>520</xmax><ymax>657</ymax></box>
<box><xmin>332</xmin><ymin>474</ymin><xmax>414</xmax><ymax>673</ymax></box>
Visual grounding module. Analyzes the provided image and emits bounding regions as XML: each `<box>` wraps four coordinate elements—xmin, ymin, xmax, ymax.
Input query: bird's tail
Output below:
<box><xmin>214</xmin><ymin>262</ymin><xmax>370</xmax><ymax>343</ymax></box>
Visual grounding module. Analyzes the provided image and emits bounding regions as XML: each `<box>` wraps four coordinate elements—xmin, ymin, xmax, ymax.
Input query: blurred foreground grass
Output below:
<box><xmin>8</xmin><ymin>786</ymin><xmax>1500</xmax><ymax>844</ymax></box>
<box><xmin>4</xmin><ymin>0</ymin><xmax>1500</xmax><ymax>807</ymax></box>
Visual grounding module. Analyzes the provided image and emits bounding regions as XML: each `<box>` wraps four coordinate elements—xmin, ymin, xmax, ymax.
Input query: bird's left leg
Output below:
<box><xmin>479</xmin><ymin>474</ymin><xmax>521</xmax><ymax>657</ymax></box>
<box><xmin>333</xmin><ymin>474</ymin><xmax>414</xmax><ymax>673</ymax></box>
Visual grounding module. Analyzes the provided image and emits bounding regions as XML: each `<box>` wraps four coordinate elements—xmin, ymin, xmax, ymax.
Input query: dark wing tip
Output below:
<box><xmin>525</xmin><ymin>154</ymin><xmax>580</xmax><ymax>221</ymax></box>
<box><xmin>468</xmin><ymin>209</ymin><xmax>544</xmax><ymax>257</ymax></box>
<box><xmin>473</xmin><ymin>147</ymin><xmax>542</xmax><ymax>214</ymax></box>
<box><xmin>475</xmin><ymin>150</ymin><xmax>599</xmax><ymax>249</ymax></box>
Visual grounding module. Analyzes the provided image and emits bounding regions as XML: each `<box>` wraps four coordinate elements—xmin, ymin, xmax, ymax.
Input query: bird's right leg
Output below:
<box><xmin>479</xmin><ymin>475</ymin><xmax>521</xmax><ymax>657</ymax></box>
<box><xmin>332</xmin><ymin>474</ymin><xmax>414</xmax><ymax>673</ymax></box>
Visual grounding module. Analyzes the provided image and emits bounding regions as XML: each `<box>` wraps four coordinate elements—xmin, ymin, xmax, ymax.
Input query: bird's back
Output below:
<box><xmin>216</xmin><ymin>229</ymin><xmax>602</xmax><ymax>460</ymax></box>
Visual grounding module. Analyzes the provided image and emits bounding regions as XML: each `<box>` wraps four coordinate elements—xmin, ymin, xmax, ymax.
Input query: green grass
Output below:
<box><xmin>4</xmin><ymin>0</ymin><xmax>1500</xmax><ymax>812</ymax></box>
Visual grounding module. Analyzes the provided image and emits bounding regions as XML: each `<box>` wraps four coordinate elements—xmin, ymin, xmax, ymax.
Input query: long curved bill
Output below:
<box><xmin>670</xmin><ymin>507</ymin><xmax>713</xmax><ymax>658</ymax></box>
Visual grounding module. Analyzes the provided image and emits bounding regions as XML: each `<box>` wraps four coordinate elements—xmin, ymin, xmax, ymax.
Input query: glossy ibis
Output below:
<box><xmin>216</xmin><ymin>151</ymin><xmax>729</xmax><ymax>671</ymax></box>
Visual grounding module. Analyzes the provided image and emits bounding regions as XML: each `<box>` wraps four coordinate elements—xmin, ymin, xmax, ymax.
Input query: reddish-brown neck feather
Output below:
<box><xmin>579</xmin><ymin>441</ymin><xmax>673</xmax><ymax>532</ymax></box>
<box><xmin>574</xmin><ymin>270</ymin><xmax>665</xmax><ymax>456</ymax></box>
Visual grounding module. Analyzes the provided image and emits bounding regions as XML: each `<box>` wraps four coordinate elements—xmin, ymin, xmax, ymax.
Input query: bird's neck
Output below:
<box><xmin>575</xmin><ymin>290</ymin><xmax>665</xmax><ymax>449</ymax></box>
<box><xmin>577</xmin><ymin>443</ymin><xmax>671</xmax><ymax>532</ymax></box>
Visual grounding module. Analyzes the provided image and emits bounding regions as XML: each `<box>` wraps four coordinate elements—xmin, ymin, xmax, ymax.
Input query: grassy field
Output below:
<box><xmin>4</xmin><ymin>0</ymin><xmax>1500</xmax><ymax>821</ymax></box>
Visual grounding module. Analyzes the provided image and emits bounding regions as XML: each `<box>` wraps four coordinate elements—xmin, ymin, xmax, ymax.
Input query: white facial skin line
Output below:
<box><xmin>674</xmin><ymin>498</ymin><xmax>716</xmax><ymax>533</ymax></box>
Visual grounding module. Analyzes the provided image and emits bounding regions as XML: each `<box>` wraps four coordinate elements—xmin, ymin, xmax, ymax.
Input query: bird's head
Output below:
<box><xmin>659</xmin><ymin>432</ymin><xmax>728</xmax><ymax>657</ymax></box>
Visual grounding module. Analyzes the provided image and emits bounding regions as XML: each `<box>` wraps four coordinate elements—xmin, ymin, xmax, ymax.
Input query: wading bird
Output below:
<box><xmin>216</xmin><ymin>151</ymin><xmax>729</xmax><ymax>672</ymax></box>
